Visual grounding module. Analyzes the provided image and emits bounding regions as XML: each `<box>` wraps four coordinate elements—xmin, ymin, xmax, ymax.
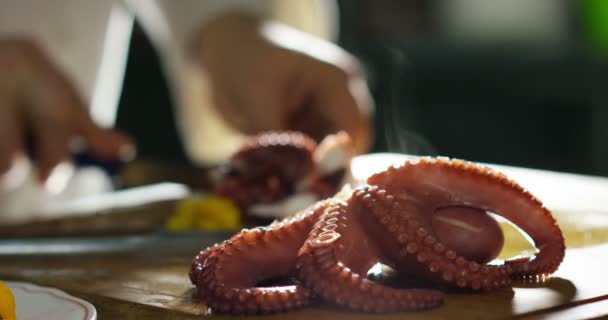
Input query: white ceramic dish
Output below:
<box><xmin>4</xmin><ymin>281</ymin><xmax>96</xmax><ymax>320</ymax></box>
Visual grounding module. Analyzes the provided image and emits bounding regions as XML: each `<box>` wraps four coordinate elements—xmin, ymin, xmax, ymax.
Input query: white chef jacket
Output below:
<box><xmin>0</xmin><ymin>0</ymin><xmax>335</xmax><ymax>164</ymax></box>
<box><xmin>0</xmin><ymin>1</ymin><xmax>271</xmax><ymax>126</ymax></box>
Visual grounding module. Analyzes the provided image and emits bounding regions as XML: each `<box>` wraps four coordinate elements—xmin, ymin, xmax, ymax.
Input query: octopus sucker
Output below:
<box><xmin>191</xmin><ymin>156</ymin><xmax>565</xmax><ymax>314</ymax></box>
<box><xmin>296</xmin><ymin>198</ymin><xmax>444</xmax><ymax>312</ymax></box>
<box><xmin>191</xmin><ymin>200</ymin><xmax>330</xmax><ymax>314</ymax></box>
<box><xmin>366</xmin><ymin>157</ymin><xmax>563</xmax><ymax>288</ymax></box>
<box><xmin>213</xmin><ymin>131</ymin><xmax>354</xmax><ymax>220</ymax></box>
<box><xmin>361</xmin><ymin>205</ymin><xmax>511</xmax><ymax>291</ymax></box>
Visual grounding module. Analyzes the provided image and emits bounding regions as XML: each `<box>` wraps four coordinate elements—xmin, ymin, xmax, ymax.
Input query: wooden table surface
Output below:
<box><xmin>2</xmin><ymin>154</ymin><xmax>608</xmax><ymax>319</ymax></box>
<box><xmin>1</xmin><ymin>241</ymin><xmax>608</xmax><ymax>319</ymax></box>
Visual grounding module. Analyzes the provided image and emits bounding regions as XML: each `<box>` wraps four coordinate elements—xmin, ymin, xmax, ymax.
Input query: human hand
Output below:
<box><xmin>194</xmin><ymin>13</ymin><xmax>372</xmax><ymax>154</ymax></box>
<box><xmin>0</xmin><ymin>38</ymin><xmax>132</xmax><ymax>182</ymax></box>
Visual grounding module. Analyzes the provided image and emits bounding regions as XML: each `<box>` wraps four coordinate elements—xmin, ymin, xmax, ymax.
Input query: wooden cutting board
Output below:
<box><xmin>2</xmin><ymin>153</ymin><xmax>608</xmax><ymax>319</ymax></box>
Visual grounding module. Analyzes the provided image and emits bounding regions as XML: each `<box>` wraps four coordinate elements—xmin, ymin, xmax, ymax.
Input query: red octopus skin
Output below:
<box><xmin>432</xmin><ymin>206</ymin><xmax>504</xmax><ymax>263</ymax></box>
<box><xmin>191</xmin><ymin>157</ymin><xmax>565</xmax><ymax>314</ymax></box>
<box><xmin>296</xmin><ymin>198</ymin><xmax>445</xmax><ymax>312</ymax></box>
<box><xmin>231</xmin><ymin>131</ymin><xmax>317</xmax><ymax>182</ymax></box>
<box><xmin>213</xmin><ymin>131</ymin><xmax>351</xmax><ymax>215</ymax></box>
<box><xmin>190</xmin><ymin>201</ymin><xmax>329</xmax><ymax>314</ymax></box>
<box><xmin>363</xmin><ymin>158</ymin><xmax>565</xmax><ymax>287</ymax></box>
<box><xmin>213</xmin><ymin>132</ymin><xmax>316</xmax><ymax>208</ymax></box>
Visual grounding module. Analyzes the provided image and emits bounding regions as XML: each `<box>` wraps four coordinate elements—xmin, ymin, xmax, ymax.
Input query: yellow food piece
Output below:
<box><xmin>166</xmin><ymin>196</ymin><xmax>242</xmax><ymax>231</ymax></box>
<box><xmin>0</xmin><ymin>281</ymin><xmax>16</xmax><ymax>320</ymax></box>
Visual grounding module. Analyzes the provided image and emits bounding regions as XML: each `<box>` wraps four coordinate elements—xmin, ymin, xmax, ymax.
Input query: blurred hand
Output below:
<box><xmin>0</xmin><ymin>38</ymin><xmax>132</xmax><ymax>182</ymax></box>
<box><xmin>196</xmin><ymin>13</ymin><xmax>373</xmax><ymax>154</ymax></box>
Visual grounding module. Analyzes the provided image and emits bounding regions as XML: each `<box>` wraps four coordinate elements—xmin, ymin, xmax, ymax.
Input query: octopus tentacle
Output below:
<box><xmin>192</xmin><ymin>201</ymin><xmax>329</xmax><ymax>314</ymax></box>
<box><xmin>213</xmin><ymin>132</ymin><xmax>317</xmax><ymax>210</ymax></box>
<box><xmin>296</xmin><ymin>199</ymin><xmax>444</xmax><ymax>312</ymax></box>
<box><xmin>213</xmin><ymin>131</ymin><xmax>352</xmax><ymax>219</ymax></box>
<box><xmin>366</xmin><ymin>158</ymin><xmax>565</xmax><ymax>280</ymax></box>
<box><xmin>192</xmin><ymin>155</ymin><xmax>565</xmax><ymax>314</ymax></box>
<box><xmin>353</xmin><ymin>186</ymin><xmax>512</xmax><ymax>291</ymax></box>
<box><xmin>190</xmin><ymin>243</ymin><xmax>222</xmax><ymax>285</ymax></box>
<box><xmin>231</xmin><ymin>131</ymin><xmax>317</xmax><ymax>181</ymax></box>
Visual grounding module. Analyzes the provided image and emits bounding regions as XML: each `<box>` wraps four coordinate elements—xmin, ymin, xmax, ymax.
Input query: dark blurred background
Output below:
<box><xmin>116</xmin><ymin>0</ymin><xmax>608</xmax><ymax>177</ymax></box>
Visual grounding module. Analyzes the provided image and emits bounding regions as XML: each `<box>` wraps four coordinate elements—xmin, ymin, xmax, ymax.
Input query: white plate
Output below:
<box><xmin>4</xmin><ymin>281</ymin><xmax>96</xmax><ymax>320</ymax></box>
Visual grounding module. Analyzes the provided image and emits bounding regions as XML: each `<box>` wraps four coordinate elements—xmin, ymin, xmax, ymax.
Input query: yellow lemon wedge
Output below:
<box><xmin>0</xmin><ymin>281</ymin><xmax>16</xmax><ymax>320</ymax></box>
<box><xmin>166</xmin><ymin>196</ymin><xmax>242</xmax><ymax>231</ymax></box>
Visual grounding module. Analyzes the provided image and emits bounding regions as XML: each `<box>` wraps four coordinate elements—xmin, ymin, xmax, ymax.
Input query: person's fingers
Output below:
<box><xmin>18</xmin><ymin>58</ymin><xmax>81</xmax><ymax>181</ymax></box>
<box><xmin>316</xmin><ymin>86</ymin><xmax>370</xmax><ymax>154</ymax></box>
<box><xmin>290</xmin><ymin>65</ymin><xmax>372</xmax><ymax>154</ymax></box>
<box><xmin>344</xmin><ymin>76</ymin><xmax>373</xmax><ymax>153</ymax></box>
<box><xmin>0</xmin><ymin>96</ymin><xmax>23</xmax><ymax>175</ymax></box>
<box><xmin>199</xmin><ymin>24</ymin><xmax>373</xmax><ymax>146</ymax></box>
<box><xmin>210</xmin><ymin>90</ymin><xmax>252</xmax><ymax>133</ymax></box>
<box><xmin>243</xmin><ymin>85</ymin><xmax>286</xmax><ymax>133</ymax></box>
<box><xmin>34</xmin><ymin>123</ymin><xmax>70</xmax><ymax>182</ymax></box>
<box><xmin>75</xmin><ymin>103</ymin><xmax>134</xmax><ymax>161</ymax></box>
<box><xmin>214</xmin><ymin>86</ymin><xmax>286</xmax><ymax>134</ymax></box>
<box><xmin>16</xmin><ymin>39</ymin><xmax>134</xmax><ymax>166</ymax></box>
<box><xmin>79</xmin><ymin>126</ymin><xmax>135</xmax><ymax>161</ymax></box>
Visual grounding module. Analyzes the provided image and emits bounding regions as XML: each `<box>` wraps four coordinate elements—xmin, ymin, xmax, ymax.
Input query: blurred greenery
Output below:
<box><xmin>581</xmin><ymin>0</ymin><xmax>608</xmax><ymax>56</ymax></box>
